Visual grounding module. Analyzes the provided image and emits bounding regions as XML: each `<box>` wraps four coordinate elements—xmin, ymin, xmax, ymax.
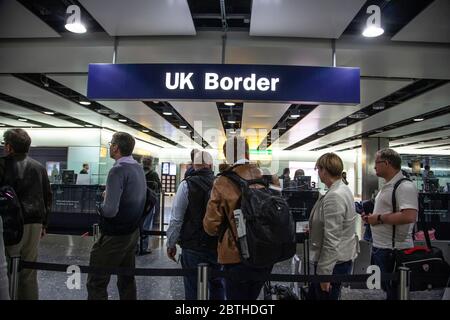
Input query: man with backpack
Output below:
<box><xmin>203</xmin><ymin>137</ymin><xmax>294</xmax><ymax>300</ymax></box>
<box><xmin>362</xmin><ymin>148</ymin><xmax>418</xmax><ymax>300</ymax></box>
<box><xmin>0</xmin><ymin>129</ymin><xmax>52</xmax><ymax>300</ymax></box>
<box><xmin>166</xmin><ymin>151</ymin><xmax>225</xmax><ymax>300</ymax></box>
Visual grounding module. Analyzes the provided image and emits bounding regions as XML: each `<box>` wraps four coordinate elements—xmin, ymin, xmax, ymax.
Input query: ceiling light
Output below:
<box><xmin>337</xmin><ymin>119</ymin><xmax>348</xmax><ymax>127</ymax></box>
<box><xmin>0</xmin><ymin>124</ymin><xmax>5</xmax><ymax>127</ymax></box>
<box><xmin>18</xmin><ymin>118</ymin><xmax>28</xmax><ymax>122</ymax></box>
<box><xmin>348</xmin><ymin>112</ymin><xmax>368</xmax><ymax>119</ymax></box>
<box><xmin>43</xmin><ymin>111</ymin><xmax>55</xmax><ymax>115</ymax></box>
<box><xmin>372</xmin><ymin>102</ymin><xmax>385</xmax><ymax>110</ymax></box>
<box><xmin>224</xmin><ymin>102</ymin><xmax>235</xmax><ymax>106</ymax></box>
<box><xmin>85</xmin><ymin>124</ymin><xmax>93</xmax><ymax>127</ymax></box>
<box><xmin>362</xmin><ymin>5</ymin><xmax>384</xmax><ymax>38</ymax></box>
<box><xmin>142</xmin><ymin>129</ymin><xmax>150</xmax><ymax>133</ymax></box>
<box><xmin>227</xmin><ymin>114</ymin><xmax>236</xmax><ymax>124</ymax></box>
<box><xmin>118</xmin><ymin>119</ymin><xmax>127</xmax><ymax>122</ymax></box>
<box><xmin>179</xmin><ymin>125</ymin><xmax>188</xmax><ymax>129</ymax></box>
<box><xmin>413</xmin><ymin>118</ymin><xmax>424</xmax><ymax>122</ymax></box>
<box><xmin>317</xmin><ymin>132</ymin><xmax>326</xmax><ymax>136</ymax></box>
<box><xmin>79</xmin><ymin>100</ymin><xmax>91</xmax><ymax>106</ymax></box>
<box><xmin>65</xmin><ymin>5</ymin><xmax>87</xmax><ymax>34</ymax></box>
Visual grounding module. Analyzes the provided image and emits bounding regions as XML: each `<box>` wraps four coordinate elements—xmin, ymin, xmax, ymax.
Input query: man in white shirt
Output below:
<box><xmin>362</xmin><ymin>148</ymin><xmax>418</xmax><ymax>300</ymax></box>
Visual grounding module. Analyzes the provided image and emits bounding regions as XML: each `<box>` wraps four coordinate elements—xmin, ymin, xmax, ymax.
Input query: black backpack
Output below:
<box><xmin>0</xmin><ymin>157</ymin><xmax>24</xmax><ymax>246</ymax></box>
<box><xmin>220</xmin><ymin>170</ymin><xmax>296</xmax><ymax>268</ymax></box>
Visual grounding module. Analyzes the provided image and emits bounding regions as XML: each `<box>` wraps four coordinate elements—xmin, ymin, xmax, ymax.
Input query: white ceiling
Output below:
<box><xmin>299</xmin><ymin>82</ymin><xmax>450</xmax><ymax>151</ymax></box>
<box><xmin>389</xmin><ymin>129</ymin><xmax>450</xmax><ymax>147</ymax></box>
<box><xmin>49</xmin><ymin>74</ymin><xmax>197</xmax><ymax>148</ymax></box>
<box><xmin>0</xmin><ymin>100</ymin><xmax>81</xmax><ymax>127</ymax></box>
<box><xmin>250</xmin><ymin>0</ymin><xmax>365</xmax><ymax>38</ymax></box>
<box><xmin>79</xmin><ymin>0</ymin><xmax>196</xmax><ymax>36</ymax></box>
<box><xmin>391</xmin><ymin>0</ymin><xmax>450</xmax><ymax>43</ymax></box>
<box><xmin>0</xmin><ymin>0</ymin><xmax>60</xmax><ymax>38</ymax></box>
<box><xmin>276</xmin><ymin>78</ymin><xmax>412</xmax><ymax>149</ymax></box>
<box><xmin>0</xmin><ymin>116</ymin><xmax>39</xmax><ymax>127</ymax></box>
<box><xmin>0</xmin><ymin>75</ymin><xmax>174</xmax><ymax>148</ymax></box>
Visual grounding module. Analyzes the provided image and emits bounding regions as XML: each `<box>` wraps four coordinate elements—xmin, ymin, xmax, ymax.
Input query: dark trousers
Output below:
<box><xmin>223</xmin><ymin>263</ymin><xmax>273</xmax><ymax>300</ymax></box>
<box><xmin>180</xmin><ymin>248</ymin><xmax>225</xmax><ymax>300</ymax></box>
<box><xmin>371</xmin><ymin>247</ymin><xmax>397</xmax><ymax>300</ymax></box>
<box><xmin>310</xmin><ymin>260</ymin><xmax>353</xmax><ymax>300</ymax></box>
<box><xmin>87</xmin><ymin>229</ymin><xmax>139</xmax><ymax>300</ymax></box>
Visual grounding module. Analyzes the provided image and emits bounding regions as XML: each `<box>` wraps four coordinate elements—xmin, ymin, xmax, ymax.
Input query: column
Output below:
<box><xmin>361</xmin><ymin>137</ymin><xmax>389</xmax><ymax>200</ymax></box>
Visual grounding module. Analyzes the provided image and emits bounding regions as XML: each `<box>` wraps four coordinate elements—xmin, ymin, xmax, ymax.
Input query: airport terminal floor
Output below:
<box><xmin>1</xmin><ymin>0</ymin><xmax>450</xmax><ymax>307</ymax></box>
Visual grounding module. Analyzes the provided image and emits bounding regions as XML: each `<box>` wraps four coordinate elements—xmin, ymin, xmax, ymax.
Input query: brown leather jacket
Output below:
<box><xmin>203</xmin><ymin>163</ymin><xmax>279</xmax><ymax>264</ymax></box>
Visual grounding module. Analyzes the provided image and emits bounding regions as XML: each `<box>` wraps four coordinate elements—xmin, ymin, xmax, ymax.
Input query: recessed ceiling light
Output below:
<box><xmin>227</xmin><ymin>120</ymin><xmax>236</xmax><ymax>124</ymax></box>
<box><xmin>180</xmin><ymin>125</ymin><xmax>187</xmax><ymax>129</ymax></box>
<box><xmin>43</xmin><ymin>111</ymin><xmax>55</xmax><ymax>115</ymax></box>
<box><xmin>118</xmin><ymin>119</ymin><xmax>127</xmax><ymax>122</ymax></box>
<box><xmin>79</xmin><ymin>100</ymin><xmax>91</xmax><ymax>106</ymax></box>
<box><xmin>413</xmin><ymin>118</ymin><xmax>424</xmax><ymax>122</ymax></box>
<box><xmin>163</xmin><ymin>111</ymin><xmax>173</xmax><ymax>116</ymax></box>
<box><xmin>224</xmin><ymin>102</ymin><xmax>235</xmax><ymax>106</ymax></box>
<box><xmin>317</xmin><ymin>132</ymin><xmax>326</xmax><ymax>136</ymax></box>
<box><xmin>362</xmin><ymin>26</ymin><xmax>384</xmax><ymax>37</ymax></box>
<box><xmin>142</xmin><ymin>129</ymin><xmax>149</xmax><ymax>133</ymax></box>
<box><xmin>18</xmin><ymin>118</ymin><xmax>28</xmax><ymax>122</ymax></box>
<box><xmin>0</xmin><ymin>124</ymin><xmax>5</xmax><ymax>127</ymax></box>
<box><xmin>85</xmin><ymin>124</ymin><xmax>93</xmax><ymax>127</ymax></box>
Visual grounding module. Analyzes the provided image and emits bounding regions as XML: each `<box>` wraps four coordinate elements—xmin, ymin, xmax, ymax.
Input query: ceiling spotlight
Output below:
<box><xmin>289</xmin><ymin>110</ymin><xmax>301</xmax><ymax>119</ymax></box>
<box><xmin>43</xmin><ymin>111</ymin><xmax>55</xmax><ymax>115</ymax></box>
<box><xmin>413</xmin><ymin>118</ymin><xmax>424</xmax><ymax>122</ymax></box>
<box><xmin>337</xmin><ymin>119</ymin><xmax>348</xmax><ymax>127</ymax></box>
<box><xmin>317</xmin><ymin>132</ymin><xmax>326</xmax><ymax>136</ymax></box>
<box><xmin>79</xmin><ymin>100</ymin><xmax>91</xmax><ymax>106</ymax></box>
<box><xmin>348</xmin><ymin>112</ymin><xmax>368</xmax><ymax>119</ymax></box>
<box><xmin>362</xmin><ymin>5</ymin><xmax>384</xmax><ymax>38</ymax></box>
<box><xmin>227</xmin><ymin>115</ymin><xmax>236</xmax><ymax>124</ymax></box>
<box><xmin>224</xmin><ymin>102</ymin><xmax>235</xmax><ymax>106</ymax></box>
<box><xmin>0</xmin><ymin>123</ymin><xmax>5</xmax><ymax>127</ymax></box>
<box><xmin>142</xmin><ymin>129</ymin><xmax>150</xmax><ymax>133</ymax></box>
<box><xmin>118</xmin><ymin>119</ymin><xmax>127</xmax><ymax>122</ymax></box>
<box><xmin>65</xmin><ymin>5</ymin><xmax>87</xmax><ymax>33</ymax></box>
<box><xmin>84</xmin><ymin>124</ymin><xmax>93</xmax><ymax>127</ymax></box>
<box><xmin>180</xmin><ymin>125</ymin><xmax>188</xmax><ymax>129</ymax></box>
<box><xmin>18</xmin><ymin>118</ymin><xmax>28</xmax><ymax>122</ymax></box>
<box><xmin>372</xmin><ymin>102</ymin><xmax>385</xmax><ymax>110</ymax></box>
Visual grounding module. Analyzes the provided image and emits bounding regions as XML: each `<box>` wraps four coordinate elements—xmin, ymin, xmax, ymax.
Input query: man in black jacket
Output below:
<box><xmin>166</xmin><ymin>151</ymin><xmax>224</xmax><ymax>300</ymax></box>
<box><xmin>0</xmin><ymin>129</ymin><xmax>52</xmax><ymax>300</ymax></box>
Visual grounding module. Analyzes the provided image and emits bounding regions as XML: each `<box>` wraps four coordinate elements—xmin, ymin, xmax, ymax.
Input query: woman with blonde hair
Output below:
<box><xmin>308</xmin><ymin>153</ymin><xmax>359</xmax><ymax>300</ymax></box>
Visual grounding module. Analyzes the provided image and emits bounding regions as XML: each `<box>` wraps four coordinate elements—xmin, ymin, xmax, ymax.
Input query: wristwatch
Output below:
<box><xmin>377</xmin><ymin>214</ymin><xmax>383</xmax><ymax>224</ymax></box>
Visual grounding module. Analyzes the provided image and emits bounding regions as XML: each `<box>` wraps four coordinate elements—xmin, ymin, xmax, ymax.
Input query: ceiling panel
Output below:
<box><xmin>49</xmin><ymin>74</ymin><xmax>196</xmax><ymax>148</ymax></box>
<box><xmin>414</xmin><ymin>138</ymin><xmax>450</xmax><ymax>148</ymax></box>
<box><xmin>242</xmin><ymin>103</ymin><xmax>290</xmax><ymax>147</ymax></box>
<box><xmin>0</xmin><ymin>75</ymin><xmax>174</xmax><ymax>148</ymax></box>
<box><xmin>299</xmin><ymin>83</ymin><xmax>450</xmax><ymax>151</ymax></box>
<box><xmin>319</xmin><ymin>140</ymin><xmax>361</xmax><ymax>153</ymax></box>
<box><xmin>276</xmin><ymin>78</ymin><xmax>412</xmax><ymax>149</ymax></box>
<box><xmin>169</xmin><ymin>101</ymin><xmax>225</xmax><ymax>149</ymax></box>
<box><xmin>391</xmin><ymin>0</ymin><xmax>450</xmax><ymax>43</ymax></box>
<box><xmin>250</xmin><ymin>0</ymin><xmax>365</xmax><ymax>38</ymax></box>
<box><xmin>0</xmin><ymin>0</ymin><xmax>60</xmax><ymax>38</ymax></box>
<box><xmin>375</xmin><ymin>114</ymin><xmax>450</xmax><ymax>139</ymax></box>
<box><xmin>389</xmin><ymin>128</ymin><xmax>450</xmax><ymax>147</ymax></box>
<box><xmin>0</xmin><ymin>100</ymin><xmax>81</xmax><ymax>127</ymax></box>
<box><xmin>79</xmin><ymin>0</ymin><xmax>195</xmax><ymax>36</ymax></box>
<box><xmin>0</xmin><ymin>116</ymin><xmax>39</xmax><ymax>127</ymax></box>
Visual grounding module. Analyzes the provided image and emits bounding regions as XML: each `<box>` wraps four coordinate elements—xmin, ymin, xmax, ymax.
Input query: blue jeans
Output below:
<box><xmin>223</xmin><ymin>263</ymin><xmax>273</xmax><ymax>300</ymax></box>
<box><xmin>141</xmin><ymin>199</ymin><xmax>159</xmax><ymax>251</ymax></box>
<box><xmin>371</xmin><ymin>247</ymin><xmax>397</xmax><ymax>300</ymax></box>
<box><xmin>180</xmin><ymin>248</ymin><xmax>225</xmax><ymax>300</ymax></box>
<box><xmin>310</xmin><ymin>260</ymin><xmax>353</xmax><ymax>300</ymax></box>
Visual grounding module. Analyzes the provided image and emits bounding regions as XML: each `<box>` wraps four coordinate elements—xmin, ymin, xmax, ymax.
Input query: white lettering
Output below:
<box><xmin>366</xmin><ymin>265</ymin><xmax>381</xmax><ymax>289</ymax></box>
<box><xmin>66</xmin><ymin>265</ymin><xmax>81</xmax><ymax>290</ymax></box>
<box><xmin>234</xmin><ymin>77</ymin><xmax>243</xmax><ymax>90</ymax></box>
<box><xmin>220</xmin><ymin>77</ymin><xmax>233</xmax><ymax>90</ymax></box>
<box><xmin>165</xmin><ymin>72</ymin><xmax>179</xmax><ymax>90</ymax></box>
<box><xmin>179</xmin><ymin>72</ymin><xmax>194</xmax><ymax>90</ymax></box>
<box><xmin>205</xmin><ymin>73</ymin><xmax>219</xmax><ymax>90</ymax></box>
<box><xmin>271</xmin><ymin>78</ymin><xmax>280</xmax><ymax>91</ymax></box>
<box><xmin>243</xmin><ymin>73</ymin><xmax>256</xmax><ymax>91</ymax></box>
<box><xmin>257</xmin><ymin>77</ymin><xmax>270</xmax><ymax>91</ymax></box>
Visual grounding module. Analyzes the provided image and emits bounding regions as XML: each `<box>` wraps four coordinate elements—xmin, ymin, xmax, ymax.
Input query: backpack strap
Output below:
<box><xmin>391</xmin><ymin>177</ymin><xmax>411</xmax><ymax>249</ymax></box>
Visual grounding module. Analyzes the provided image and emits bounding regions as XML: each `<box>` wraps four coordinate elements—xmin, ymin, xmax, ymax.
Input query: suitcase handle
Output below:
<box><xmin>404</xmin><ymin>246</ymin><xmax>431</xmax><ymax>255</ymax></box>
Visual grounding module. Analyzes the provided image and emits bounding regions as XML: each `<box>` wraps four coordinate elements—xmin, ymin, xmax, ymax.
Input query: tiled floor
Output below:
<box><xmin>35</xmin><ymin>234</ymin><xmax>445</xmax><ymax>300</ymax></box>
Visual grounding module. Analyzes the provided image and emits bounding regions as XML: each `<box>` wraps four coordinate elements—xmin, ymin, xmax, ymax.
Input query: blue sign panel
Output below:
<box><xmin>87</xmin><ymin>63</ymin><xmax>360</xmax><ymax>104</ymax></box>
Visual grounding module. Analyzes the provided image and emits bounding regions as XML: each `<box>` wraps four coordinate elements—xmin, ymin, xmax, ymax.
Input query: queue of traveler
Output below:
<box><xmin>0</xmin><ymin>128</ymin><xmax>419</xmax><ymax>300</ymax></box>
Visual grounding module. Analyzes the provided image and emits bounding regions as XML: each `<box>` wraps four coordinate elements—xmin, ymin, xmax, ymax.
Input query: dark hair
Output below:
<box><xmin>83</xmin><ymin>163</ymin><xmax>89</xmax><ymax>168</ymax></box>
<box><xmin>424</xmin><ymin>165</ymin><xmax>430</xmax><ymax>170</ymax></box>
<box><xmin>223</xmin><ymin>136</ymin><xmax>249</xmax><ymax>164</ymax></box>
<box><xmin>283</xmin><ymin>168</ymin><xmax>290</xmax><ymax>175</ymax></box>
<box><xmin>142</xmin><ymin>157</ymin><xmax>153</xmax><ymax>168</ymax></box>
<box><xmin>190</xmin><ymin>149</ymin><xmax>199</xmax><ymax>162</ymax></box>
<box><xmin>377</xmin><ymin>148</ymin><xmax>401</xmax><ymax>170</ymax></box>
<box><xmin>3</xmin><ymin>128</ymin><xmax>31</xmax><ymax>154</ymax></box>
<box><xmin>111</xmin><ymin>132</ymin><xmax>135</xmax><ymax>156</ymax></box>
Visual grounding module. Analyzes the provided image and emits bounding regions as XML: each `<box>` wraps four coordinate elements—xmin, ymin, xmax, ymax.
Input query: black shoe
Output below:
<box><xmin>138</xmin><ymin>249</ymin><xmax>152</xmax><ymax>256</ymax></box>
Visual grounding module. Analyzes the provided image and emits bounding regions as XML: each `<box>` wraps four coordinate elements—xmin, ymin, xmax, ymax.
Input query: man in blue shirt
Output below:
<box><xmin>166</xmin><ymin>151</ymin><xmax>224</xmax><ymax>300</ymax></box>
<box><xmin>87</xmin><ymin>132</ymin><xmax>146</xmax><ymax>300</ymax></box>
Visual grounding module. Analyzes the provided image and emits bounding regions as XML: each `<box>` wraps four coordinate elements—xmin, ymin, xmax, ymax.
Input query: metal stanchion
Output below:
<box><xmin>9</xmin><ymin>256</ymin><xmax>20</xmax><ymax>300</ymax></box>
<box><xmin>160</xmin><ymin>192</ymin><xmax>165</xmax><ymax>239</ymax></box>
<box><xmin>92</xmin><ymin>223</ymin><xmax>100</xmax><ymax>242</ymax></box>
<box><xmin>398</xmin><ymin>267</ymin><xmax>410</xmax><ymax>300</ymax></box>
<box><xmin>197</xmin><ymin>263</ymin><xmax>209</xmax><ymax>300</ymax></box>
